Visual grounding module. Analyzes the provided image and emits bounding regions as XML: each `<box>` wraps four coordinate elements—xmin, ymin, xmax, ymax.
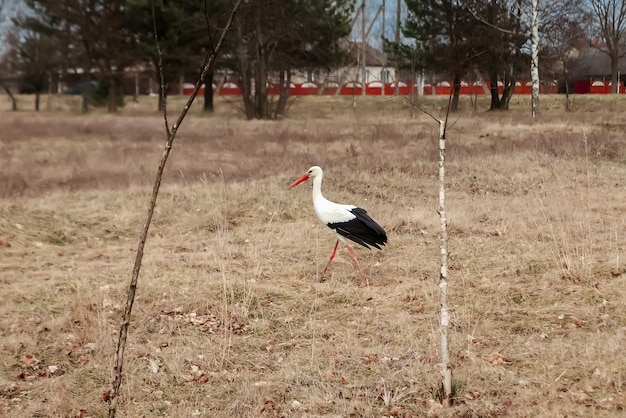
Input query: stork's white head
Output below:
<box><xmin>290</xmin><ymin>166</ymin><xmax>323</xmax><ymax>188</ymax></box>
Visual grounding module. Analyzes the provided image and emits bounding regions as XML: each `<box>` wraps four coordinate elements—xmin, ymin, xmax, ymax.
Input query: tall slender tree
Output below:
<box><xmin>126</xmin><ymin>0</ymin><xmax>200</xmax><ymax>111</ymax></box>
<box><xmin>469</xmin><ymin>0</ymin><xmax>590</xmax><ymax>111</ymax></box>
<box><xmin>126</xmin><ymin>0</ymin><xmax>234</xmax><ymax>112</ymax></box>
<box><xmin>401</xmin><ymin>0</ymin><xmax>478</xmax><ymax>111</ymax></box>
<box><xmin>467</xmin><ymin>0</ymin><xmax>528</xmax><ymax>110</ymax></box>
<box><xmin>589</xmin><ymin>0</ymin><xmax>626</xmax><ymax>93</ymax></box>
<box><xmin>3</xmin><ymin>28</ymin><xmax>60</xmax><ymax>111</ymax></box>
<box><xmin>228</xmin><ymin>0</ymin><xmax>354</xmax><ymax>120</ymax></box>
<box><xmin>21</xmin><ymin>0</ymin><xmax>134</xmax><ymax>112</ymax></box>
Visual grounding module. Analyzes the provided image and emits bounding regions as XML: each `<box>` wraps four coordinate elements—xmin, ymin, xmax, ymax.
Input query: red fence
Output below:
<box><xmin>572</xmin><ymin>80</ymin><xmax>626</xmax><ymax>94</ymax></box>
<box><xmin>182</xmin><ymin>80</ymin><xmax>613</xmax><ymax>97</ymax></box>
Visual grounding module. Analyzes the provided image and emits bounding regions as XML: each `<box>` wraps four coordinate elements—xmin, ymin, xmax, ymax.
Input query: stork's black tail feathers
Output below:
<box><xmin>330</xmin><ymin>207</ymin><xmax>387</xmax><ymax>249</ymax></box>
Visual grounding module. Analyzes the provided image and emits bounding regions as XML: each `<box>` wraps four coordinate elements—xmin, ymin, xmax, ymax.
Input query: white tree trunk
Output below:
<box><xmin>531</xmin><ymin>0</ymin><xmax>540</xmax><ymax>118</ymax></box>
<box><xmin>438</xmin><ymin>119</ymin><xmax>452</xmax><ymax>406</ymax></box>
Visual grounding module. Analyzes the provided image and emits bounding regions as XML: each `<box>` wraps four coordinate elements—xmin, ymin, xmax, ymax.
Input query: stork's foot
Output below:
<box><xmin>318</xmin><ymin>273</ymin><xmax>327</xmax><ymax>283</ymax></box>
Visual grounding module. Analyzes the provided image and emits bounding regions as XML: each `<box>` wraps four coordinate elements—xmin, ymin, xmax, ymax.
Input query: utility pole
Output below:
<box><xmin>395</xmin><ymin>0</ymin><xmax>401</xmax><ymax>43</ymax></box>
<box><xmin>395</xmin><ymin>0</ymin><xmax>401</xmax><ymax>94</ymax></box>
<box><xmin>382</xmin><ymin>0</ymin><xmax>386</xmax><ymax>87</ymax></box>
<box><xmin>361</xmin><ymin>0</ymin><xmax>366</xmax><ymax>96</ymax></box>
<box><xmin>382</xmin><ymin>0</ymin><xmax>386</xmax><ymax>44</ymax></box>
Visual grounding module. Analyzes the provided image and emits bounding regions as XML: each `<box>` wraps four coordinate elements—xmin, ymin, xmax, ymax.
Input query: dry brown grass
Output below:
<box><xmin>1</xmin><ymin>94</ymin><xmax>626</xmax><ymax>417</ymax></box>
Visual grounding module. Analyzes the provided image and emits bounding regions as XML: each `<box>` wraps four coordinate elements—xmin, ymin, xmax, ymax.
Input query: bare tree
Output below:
<box><xmin>0</xmin><ymin>45</ymin><xmax>18</xmax><ymax>111</ymax></box>
<box><xmin>589</xmin><ymin>0</ymin><xmax>626</xmax><ymax>93</ymax></box>
<box><xmin>541</xmin><ymin>12</ymin><xmax>591</xmax><ymax>110</ymax></box>
<box><xmin>468</xmin><ymin>0</ymin><xmax>582</xmax><ymax>114</ymax></box>
<box><xmin>3</xmin><ymin>29</ymin><xmax>61</xmax><ymax>111</ymax></box>
<box><xmin>402</xmin><ymin>0</ymin><xmax>478</xmax><ymax>112</ymax></box>
<box><xmin>228</xmin><ymin>0</ymin><xmax>353</xmax><ymax>120</ymax></box>
<box><xmin>107</xmin><ymin>2</ymin><xmax>241</xmax><ymax>417</ymax></box>
<box><xmin>465</xmin><ymin>0</ymin><xmax>528</xmax><ymax>111</ymax></box>
<box><xmin>22</xmin><ymin>0</ymin><xmax>135</xmax><ymax>112</ymax></box>
<box><xmin>0</xmin><ymin>0</ymin><xmax>18</xmax><ymax>110</ymax></box>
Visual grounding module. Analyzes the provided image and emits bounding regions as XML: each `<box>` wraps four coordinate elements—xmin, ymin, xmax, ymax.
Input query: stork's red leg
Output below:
<box><xmin>320</xmin><ymin>240</ymin><xmax>339</xmax><ymax>282</ymax></box>
<box><xmin>346</xmin><ymin>245</ymin><xmax>368</xmax><ymax>287</ymax></box>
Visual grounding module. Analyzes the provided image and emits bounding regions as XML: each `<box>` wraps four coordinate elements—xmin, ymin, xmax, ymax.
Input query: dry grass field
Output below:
<box><xmin>1</xmin><ymin>93</ymin><xmax>626</xmax><ymax>417</ymax></box>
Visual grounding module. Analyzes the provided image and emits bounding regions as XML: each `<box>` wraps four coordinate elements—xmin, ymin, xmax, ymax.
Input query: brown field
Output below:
<box><xmin>1</xmin><ymin>93</ymin><xmax>626</xmax><ymax>417</ymax></box>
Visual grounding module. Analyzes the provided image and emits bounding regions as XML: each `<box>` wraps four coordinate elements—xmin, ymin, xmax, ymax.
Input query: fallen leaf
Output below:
<box><xmin>484</xmin><ymin>352</ymin><xmax>509</xmax><ymax>364</ymax></box>
<box><xmin>321</xmin><ymin>369</ymin><xmax>334</xmax><ymax>380</ymax></box>
<box><xmin>361</xmin><ymin>353</ymin><xmax>379</xmax><ymax>365</ymax></box>
<box><xmin>411</xmin><ymin>305</ymin><xmax>425</xmax><ymax>314</ymax></box>
<box><xmin>148</xmin><ymin>358</ymin><xmax>160</xmax><ymax>373</ymax></box>
<box><xmin>570</xmin><ymin>315</ymin><xmax>584</xmax><ymax>328</ymax></box>
<box><xmin>570</xmin><ymin>388</ymin><xmax>592</xmax><ymax>404</ymax></box>
<box><xmin>610</xmin><ymin>268</ymin><xmax>622</xmax><ymax>277</ymax></box>
<box><xmin>185</xmin><ymin>364</ymin><xmax>209</xmax><ymax>383</ymax></box>
<box><xmin>20</xmin><ymin>353</ymin><xmax>40</xmax><ymax>367</ymax></box>
<box><xmin>260</xmin><ymin>397</ymin><xmax>278</xmax><ymax>413</ymax></box>
<box><xmin>102</xmin><ymin>390</ymin><xmax>111</xmax><ymax>402</ymax></box>
<box><xmin>83</xmin><ymin>342</ymin><xmax>97</xmax><ymax>353</ymax></box>
<box><xmin>231</xmin><ymin>321</ymin><xmax>248</xmax><ymax>334</ymax></box>
<box><xmin>597</xmin><ymin>395</ymin><xmax>615</xmax><ymax>409</ymax></box>
<box><xmin>467</xmin><ymin>335</ymin><xmax>480</xmax><ymax>344</ymax></box>
<box><xmin>464</xmin><ymin>390</ymin><xmax>481</xmax><ymax>400</ymax></box>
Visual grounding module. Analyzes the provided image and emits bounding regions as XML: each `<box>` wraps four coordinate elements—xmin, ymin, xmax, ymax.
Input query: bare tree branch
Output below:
<box><xmin>152</xmin><ymin>1</ymin><xmax>170</xmax><ymax>135</ymax></box>
<box><xmin>107</xmin><ymin>1</ymin><xmax>242</xmax><ymax>417</ymax></box>
<box><xmin>467</xmin><ymin>6</ymin><xmax>521</xmax><ymax>36</ymax></box>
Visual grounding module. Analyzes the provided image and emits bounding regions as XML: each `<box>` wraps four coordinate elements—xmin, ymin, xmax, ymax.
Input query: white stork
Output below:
<box><xmin>290</xmin><ymin>166</ymin><xmax>387</xmax><ymax>284</ymax></box>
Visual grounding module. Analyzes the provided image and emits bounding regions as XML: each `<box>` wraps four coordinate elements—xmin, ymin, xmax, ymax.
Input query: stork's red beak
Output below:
<box><xmin>290</xmin><ymin>174</ymin><xmax>309</xmax><ymax>188</ymax></box>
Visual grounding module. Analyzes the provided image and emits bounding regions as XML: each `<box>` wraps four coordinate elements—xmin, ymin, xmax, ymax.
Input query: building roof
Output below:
<box><xmin>571</xmin><ymin>46</ymin><xmax>626</xmax><ymax>78</ymax></box>
<box><xmin>343</xmin><ymin>41</ymin><xmax>388</xmax><ymax>67</ymax></box>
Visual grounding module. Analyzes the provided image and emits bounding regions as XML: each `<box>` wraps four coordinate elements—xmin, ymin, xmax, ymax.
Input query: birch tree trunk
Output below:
<box><xmin>438</xmin><ymin>119</ymin><xmax>452</xmax><ymax>406</ymax></box>
<box><xmin>530</xmin><ymin>0</ymin><xmax>540</xmax><ymax>118</ymax></box>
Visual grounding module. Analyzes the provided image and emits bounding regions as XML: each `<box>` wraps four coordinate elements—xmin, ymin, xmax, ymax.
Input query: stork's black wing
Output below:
<box><xmin>328</xmin><ymin>207</ymin><xmax>387</xmax><ymax>249</ymax></box>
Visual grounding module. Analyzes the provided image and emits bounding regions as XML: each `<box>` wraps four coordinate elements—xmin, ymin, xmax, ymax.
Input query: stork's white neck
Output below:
<box><xmin>311</xmin><ymin>173</ymin><xmax>326</xmax><ymax>204</ymax></box>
